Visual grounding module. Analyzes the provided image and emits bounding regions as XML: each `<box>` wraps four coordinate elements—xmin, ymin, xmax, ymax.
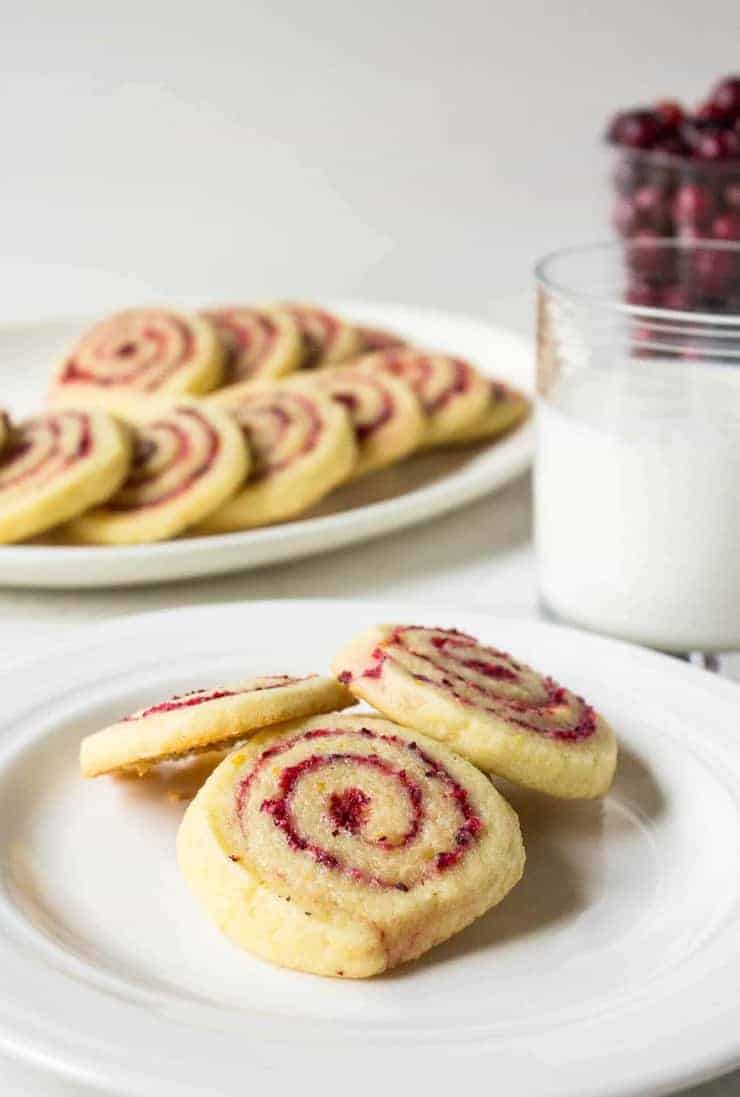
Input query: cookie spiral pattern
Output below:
<box><xmin>291</xmin><ymin>366</ymin><xmax>424</xmax><ymax>477</ymax></box>
<box><xmin>0</xmin><ymin>409</ymin><xmax>130</xmax><ymax>543</ymax></box>
<box><xmin>200</xmin><ymin>385</ymin><xmax>356</xmax><ymax>530</ymax></box>
<box><xmin>354</xmin><ymin>348</ymin><xmax>490</xmax><ymax>447</ymax></box>
<box><xmin>177</xmin><ymin>713</ymin><xmax>525</xmax><ymax>977</ymax></box>
<box><xmin>66</xmin><ymin>403</ymin><xmax>248</xmax><ymax>543</ymax></box>
<box><xmin>280</xmin><ymin>303</ymin><xmax>361</xmax><ymax>368</ymax></box>
<box><xmin>51</xmin><ymin>309</ymin><xmax>224</xmax><ymax>409</ymax></box>
<box><xmin>333</xmin><ymin>625</ymin><xmax>618</xmax><ymax>799</ymax></box>
<box><xmin>80</xmin><ymin>673</ymin><xmax>353</xmax><ymax>777</ymax></box>
<box><xmin>357</xmin><ymin>325</ymin><xmax>407</xmax><ymax>353</ymax></box>
<box><xmin>450</xmin><ymin>381</ymin><xmax>530</xmax><ymax>444</ymax></box>
<box><xmin>203</xmin><ymin>307</ymin><xmax>302</xmax><ymax>386</ymax></box>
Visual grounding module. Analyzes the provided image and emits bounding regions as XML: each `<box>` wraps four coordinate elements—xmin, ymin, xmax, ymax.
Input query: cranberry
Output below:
<box><xmin>673</xmin><ymin>183</ymin><xmax>715</xmax><ymax>227</ymax></box>
<box><xmin>695</xmin><ymin>100</ymin><xmax>728</xmax><ymax>123</ymax></box>
<box><xmin>712</xmin><ymin>212</ymin><xmax>740</xmax><ymax>242</ymax></box>
<box><xmin>708</xmin><ymin>76</ymin><xmax>740</xmax><ymax>121</ymax></box>
<box><xmin>628</xmin><ymin>231</ymin><xmax>671</xmax><ymax>278</ymax></box>
<box><xmin>613</xmin><ymin>196</ymin><xmax>639</xmax><ymax>236</ymax></box>
<box><xmin>690</xmin><ymin>247</ymin><xmax>735</xmax><ymax>297</ymax></box>
<box><xmin>607</xmin><ymin>109</ymin><xmax>662</xmax><ymax>149</ymax></box>
<box><xmin>694</xmin><ymin>129</ymin><xmax>740</xmax><ymax>161</ymax></box>
<box><xmin>654</xmin><ymin>133</ymin><xmax>691</xmax><ymax>158</ymax></box>
<box><xmin>655</xmin><ymin>100</ymin><xmax>684</xmax><ymax>129</ymax></box>
<box><xmin>633</xmin><ymin>184</ymin><xmax>669</xmax><ymax>229</ymax></box>
<box><xmin>626</xmin><ymin>279</ymin><xmax>659</xmax><ymax>307</ymax></box>
<box><xmin>659</xmin><ymin>284</ymin><xmax>695</xmax><ymax>312</ymax></box>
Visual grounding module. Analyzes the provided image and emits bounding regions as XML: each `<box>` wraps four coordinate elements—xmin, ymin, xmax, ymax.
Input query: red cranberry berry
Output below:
<box><xmin>708</xmin><ymin>76</ymin><xmax>740</xmax><ymax>122</ymax></box>
<box><xmin>626</xmin><ymin>279</ymin><xmax>659</xmax><ymax>307</ymax></box>
<box><xmin>712</xmin><ymin>212</ymin><xmax>740</xmax><ymax>242</ymax></box>
<box><xmin>655</xmin><ymin>100</ymin><xmax>684</xmax><ymax>129</ymax></box>
<box><xmin>628</xmin><ymin>231</ymin><xmax>670</xmax><ymax>278</ymax></box>
<box><xmin>659</xmin><ymin>284</ymin><xmax>695</xmax><ymax>312</ymax></box>
<box><xmin>690</xmin><ymin>247</ymin><xmax>735</xmax><ymax>297</ymax></box>
<box><xmin>694</xmin><ymin>128</ymin><xmax>740</xmax><ymax>161</ymax></box>
<box><xmin>633</xmin><ymin>184</ymin><xmax>669</xmax><ymax>229</ymax></box>
<box><xmin>673</xmin><ymin>183</ymin><xmax>715</xmax><ymax>227</ymax></box>
<box><xmin>607</xmin><ymin>109</ymin><xmax>662</xmax><ymax>149</ymax></box>
<box><xmin>695</xmin><ymin>100</ymin><xmax>728</xmax><ymax>123</ymax></box>
<box><xmin>613</xmin><ymin>196</ymin><xmax>639</xmax><ymax>237</ymax></box>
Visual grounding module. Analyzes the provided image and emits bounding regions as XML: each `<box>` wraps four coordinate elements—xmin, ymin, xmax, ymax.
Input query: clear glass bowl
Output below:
<box><xmin>535</xmin><ymin>240</ymin><xmax>740</xmax><ymax>656</ymax></box>
<box><xmin>609</xmin><ymin>148</ymin><xmax>740</xmax><ymax>311</ymax></box>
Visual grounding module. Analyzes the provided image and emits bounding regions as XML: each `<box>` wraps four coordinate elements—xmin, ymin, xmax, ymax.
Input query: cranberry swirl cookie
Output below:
<box><xmin>199</xmin><ymin>384</ymin><xmax>356</xmax><ymax>531</ymax></box>
<box><xmin>81</xmin><ymin>674</ymin><xmax>353</xmax><ymax>777</ymax></box>
<box><xmin>279</xmin><ymin>303</ymin><xmax>361</xmax><ymax>369</ymax></box>
<box><xmin>203</xmin><ymin>306</ymin><xmax>303</xmax><ymax>386</ymax></box>
<box><xmin>332</xmin><ymin>626</ymin><xmax>617</xmax><ymax>799</ymax></box>
<box><xmin>354</xmin><ymin>349</ymin><xmax>490</xmax><ymax>448</ymax></box>
<box><xmin>66</xmin><ymin>402</ymin><xmax>248</xmax><ymax>544</ymax></box>
<box><xmin>177</xmin><ymin>713</ymin><xmax>524</xmax><ymax>977</ymax></box>
<box><xmin>450</xmin><ymin>381</ymin><xmax>530</xmax><ymax>445</ymax></box>
<box><xmin>50</xmin><ymin>309</ymin><xmax>224</xmax><ymax>410</ymax></box>
<box><xmin>289</xmin><ymin>367</ymin><xmax>424</xmax><ymax>478</ymax></box>
<box><xmin>0</xmin><ymin>409</ymin><xmax>130</xmax><ymax>543</ymax></box>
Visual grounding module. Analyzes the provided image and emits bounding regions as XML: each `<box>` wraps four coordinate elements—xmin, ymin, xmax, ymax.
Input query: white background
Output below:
<box><xmin>2</xmin><ymin>2</ymin><xmax>740</xmax><ymax>1093</ymax></box>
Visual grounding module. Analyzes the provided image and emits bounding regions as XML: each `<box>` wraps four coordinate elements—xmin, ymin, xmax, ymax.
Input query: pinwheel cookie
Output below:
<box><xmin>66</xmin><ymin>402</ymin><xmax>248</xmax><ymax>544</ymax></box>
<box><xmin>80</xmin><ymin>674</ymin><xmax>353</xmax><ymax>777</ymax></box>
<box><xmin>177</xmin><ymin>713</ymin><xmax>524</xmax><ymax>978</ymax></box>
<box><xmin>355</xmin><ymin>349</ymin><xmax>490</xmax><ymax>448</ymax></box>
<box><xmin>450</xmin><ymin>381</ymin><xmax>529</xmax><ymax>445</ymax></box>
<box><xmin>333</xmin><ymin>625</ymin><xmax>617</xmax><ymax>799</ymax></box>
<box><xmin>289</xmin><ymin>366</ymin><xmax>424</xmax><ymax>478</ymax></box>
<box><xmin>203</xmin><ymin>306</ymin><xmax>303</xmax><ymax>386</ymax></box>
<box><xmin>280</xmin><ymin>303</ymin><xmax>361</xmax><ymax>368</ymax></box>
<box><xmin>0</xmin><ymin>409</ymin><xmax>130</xmax><ymax>543</ymax></box>
<box><xmin>199</xmin><ymin>384</ymin><xmax>356</xmax><ymax>531</ymax></box>
<box><xmin>50</xmin><ymin>308</ymin><xmax>224</xmax><ymax>410</ymax></box>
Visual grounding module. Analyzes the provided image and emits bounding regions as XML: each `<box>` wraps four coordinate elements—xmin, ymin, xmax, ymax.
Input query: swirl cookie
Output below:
<box><xmin>355</xmin><ymin>349</ymin><xmax>490</xmax><ymax>448</ymax></box>
<box><xmin>290</xmin><ymin>367</ymin><xmax>424</xmax><ymax>478</ymax></box>
<box><xmin>0</xmin><ymin>409</ymin><xmax>130</xmax><ymax>543</ymax></box>
<box><xmin>450</xmin><ymin>381</ymin><xmax>529</xmax><ymax>445</ymax></box>
<box><xmin>357</xmin><ymin>326</ymin><xmax>407</xmax><ymax>353</ymax></box>
<box><xmin>66</xmin><ymin>403</ymin><xmax>248</xmax><ymax>544</ymax></box>
<box><xmin>280</xmin><ymin>303</ymin><xmax>361</xmax><ymax>368</ymax></box>
<box><xmin>50</xmin><ymin>309</ymin><xmax>224</xmax><ymax>409</ymax></box>
<box><xmin>177</xmin><ymin>713</ymin><xmax>524</xmax><ymax>977</ymax></box>
<box><xmin>81</xmin><ymin>674</ymin><xmax>353</xmax><ymax>777</ymax></box>
<box><xmin>332</xmin><ymin>625</ymin><xmax>617</xmax><ymax>800</ymax></box>
<box><xmin>203</xmin><ymin>306</ymin><xmax>303</xmax><ymax>386</ymax></box>
<box><xmin>199</xmin><ymin>385</ymin><xmax>356</xmax><ymax>531</ymax></box>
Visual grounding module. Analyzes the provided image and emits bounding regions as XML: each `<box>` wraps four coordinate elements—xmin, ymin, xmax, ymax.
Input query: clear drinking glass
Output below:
<box><xmin>535</xmin><ymin>239</ymin><xmax>740</xmax><ymax>661</ymax></box>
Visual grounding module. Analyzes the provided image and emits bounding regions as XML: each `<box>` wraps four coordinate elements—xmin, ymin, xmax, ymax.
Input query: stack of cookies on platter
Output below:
<box><xmin>80</xmin><ymin>622</ymin><xmax>617</xmax><ymax>979</ymax></box>
<box><xmin>0</xmin><ymin>303</ymin><xmax>529</xmax><ymax>544</ymax></box>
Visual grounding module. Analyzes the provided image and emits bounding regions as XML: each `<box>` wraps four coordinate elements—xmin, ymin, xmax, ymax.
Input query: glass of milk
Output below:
<box><xmin>535</xmin><ymin>240</ymin><xmax>740</xmax><ymax>657</ymax></box>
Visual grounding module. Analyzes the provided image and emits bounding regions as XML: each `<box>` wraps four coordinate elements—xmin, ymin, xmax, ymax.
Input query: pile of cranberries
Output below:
<box><xmin>607</xmin><ymin>75</ymin><xmax>740</xmax><ymax>314</ymax></box>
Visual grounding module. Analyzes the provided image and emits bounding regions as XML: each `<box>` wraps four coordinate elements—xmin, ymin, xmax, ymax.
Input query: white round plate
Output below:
<box><xmin>0</xmin><ymin>300</ymin><xmax>533</xmax><ymax>588</ymax></box>
<box><xmin>1</xmin><ymin>599</ymin><xmax>739</xmax><ymax>1097</ymax></box>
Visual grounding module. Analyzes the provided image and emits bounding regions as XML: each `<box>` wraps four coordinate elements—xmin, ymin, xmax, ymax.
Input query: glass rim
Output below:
<box><xmin>534</xmin><ymin>239</ymin><xmax>740</xmax><ymax>327</ymax></box>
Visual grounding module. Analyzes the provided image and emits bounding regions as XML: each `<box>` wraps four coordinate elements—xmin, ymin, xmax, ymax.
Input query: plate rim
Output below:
<box><xmin>1</xmin><ymin>599</ymin><xmax>740</xmax><ymax>1097</ymax></box>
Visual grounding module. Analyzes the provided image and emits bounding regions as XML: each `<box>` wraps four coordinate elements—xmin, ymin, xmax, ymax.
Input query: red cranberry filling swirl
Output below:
<box><xmin>0</xmin><ymin>411</ymin><xmax>92</xmax><ymax>493</ymax></box>
<box><xmin>203</xmin><ymin>308</ymin><xmax>278</xmax><ymax>383</ymax></box>
<box><xmin>344</xmin><ymin>627</ymin><xmax>597</xmax><ymax>742</ymax></box>
<box><xmin>107</xmin><ymin>406</ymin><xmax>222</xmax><ymax>511</ymax></box>
<box><xmin>123</xmin><ymin>675</ymin><xmax>311</xmax><ymax>721</ymax></box>
<box><xmin>235</xmin><ymin>726</ymin><xmax>483</xmax><ymax>892</ymax></box>
<box><xmin>59</xmin><ymin>310</ymin><xmax>196</xmax><ymax>391</ymax></box>
<box><xmin>227</xmin><ymin>390</ymin><xmax>322</xmax><ymax>480</ymax></box>
<box><xmin>372</xmin><ymin>349</ymin><xmax>474</xmax><ymax>414</ymax></box>
<box><xmin>281</xmin><ymin>305</ymin><xmax>342</xmax><ymax>368</ymax></box>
